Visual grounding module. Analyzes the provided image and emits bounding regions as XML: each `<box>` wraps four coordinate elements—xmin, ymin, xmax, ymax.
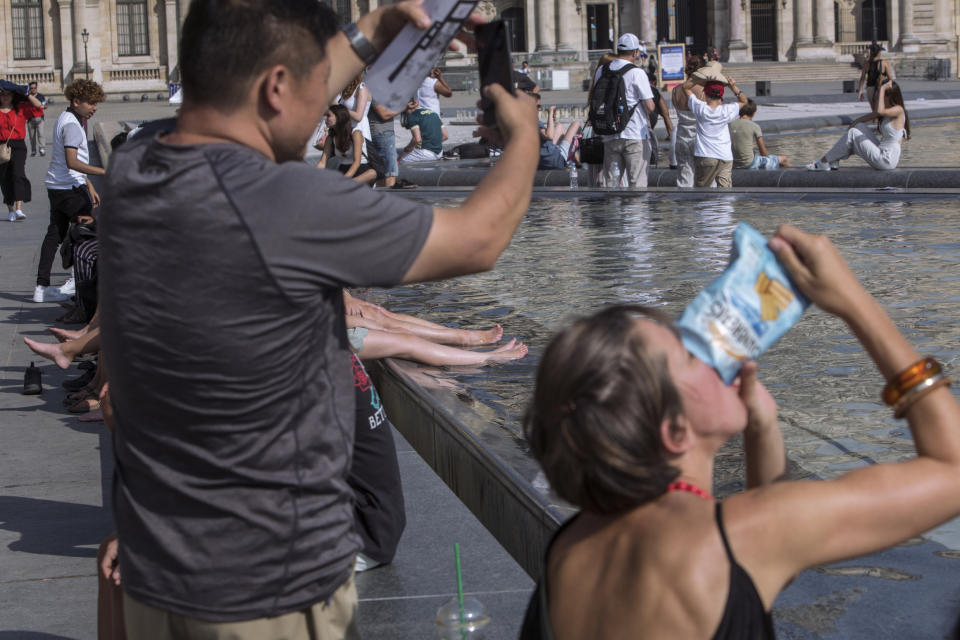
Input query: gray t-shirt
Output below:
<box><xmin>98</xmin><ymin>137</ymin><xmax>432</xmax><ymax>621</ymax></box>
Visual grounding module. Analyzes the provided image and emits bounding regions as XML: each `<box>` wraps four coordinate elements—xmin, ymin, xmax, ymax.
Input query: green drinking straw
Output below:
<box><xmin>455</xmin><ymin>542</ymin><xmax>467</xmax><ymax>640</ymax></box>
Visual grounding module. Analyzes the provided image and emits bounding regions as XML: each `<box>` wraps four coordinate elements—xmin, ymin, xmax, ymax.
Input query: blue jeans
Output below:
<box><xmin>371</xmin><ymin>130</ymin><xmax>398</xmax><ymax>178</ymax></box>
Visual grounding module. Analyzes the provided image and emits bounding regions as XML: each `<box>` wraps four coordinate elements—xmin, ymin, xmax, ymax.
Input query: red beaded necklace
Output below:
<box><xmin>667</xmin><ymin>480</ymin><xmax>714</xmax><ymax>502</ymax></box>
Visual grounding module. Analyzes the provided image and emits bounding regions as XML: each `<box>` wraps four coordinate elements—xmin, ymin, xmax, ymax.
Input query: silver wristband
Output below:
<box><xmin>342</xmin><ymin>22</ymin><xmax>379</xmax><ymax>66</ymax></box>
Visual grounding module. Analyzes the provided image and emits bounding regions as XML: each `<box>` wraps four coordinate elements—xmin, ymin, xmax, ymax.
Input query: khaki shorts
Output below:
<box><xmin>694</xmin><ymin>156</ymin><xmax>733</xmax><ymax>188</ymax></box>
<box><xmin>123</xmin><ymin>571</ymin><xmax>360</xmax><ymax>640</ymax></box>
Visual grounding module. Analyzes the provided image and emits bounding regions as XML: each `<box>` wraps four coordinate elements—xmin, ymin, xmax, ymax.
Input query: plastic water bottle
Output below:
<box><xmin>436</xmin><ymin>596</ymin><xmax>490</xmax><ymax>638</ymax></box>
<box><xmin>568</xmin><ymin>162</ymin><xmax>578</xmax><ymax>190</ymax></box>
<box><xmin>610</xmin><ymin>161</ymin><xmax>621</xmax><ymax>189</ymax></box>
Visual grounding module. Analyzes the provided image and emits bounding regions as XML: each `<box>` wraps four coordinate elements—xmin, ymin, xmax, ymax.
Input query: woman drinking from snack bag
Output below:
<box><xmin>521</xmin><ymin>224</ymin><xmax>960</xmax><ymax>639</ymax></box>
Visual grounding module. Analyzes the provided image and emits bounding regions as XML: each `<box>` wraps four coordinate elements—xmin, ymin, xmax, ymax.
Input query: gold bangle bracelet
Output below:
<box><xmin>882</xmin><ymin>357</ymin><xmax>941</xmax><ymax>406</ymax></box>
<box><xmin>893</xmin><ymin>375</ymin><xmax>953</xmax><ymax>419</ymax></box>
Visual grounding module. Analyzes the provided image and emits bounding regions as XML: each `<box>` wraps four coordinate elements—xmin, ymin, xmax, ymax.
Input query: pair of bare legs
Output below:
<box><xmin>24</xmin><ymin>310</ymin><xmax>105</xmax><ymax>417</ymax></box>
<box><xmin>344</xmin><ymin>291</ymin><xmax>527</xmax><ymax>365</ymax></box>
<box><xmin>545</xmin><ymin>106</ymin><xmax>583</xmax><ymax>148</ymax></box>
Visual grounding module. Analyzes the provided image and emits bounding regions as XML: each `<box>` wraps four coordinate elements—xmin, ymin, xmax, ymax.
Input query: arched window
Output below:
<box><xmin>11</xmin><ymin>0</ymin><xmax>45</xmax><ymax>60</ymax></box>
<box><xmin>117</xmin><ymin>0</ymin><xmax>149</xmax><ymax>56</ymax></box>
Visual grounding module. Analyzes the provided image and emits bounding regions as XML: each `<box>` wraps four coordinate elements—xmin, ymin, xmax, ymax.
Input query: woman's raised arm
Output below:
<box><xmin>728</xmin><ymin>225</ymin><xmax>960</xmax><ymax>607</ymax></box>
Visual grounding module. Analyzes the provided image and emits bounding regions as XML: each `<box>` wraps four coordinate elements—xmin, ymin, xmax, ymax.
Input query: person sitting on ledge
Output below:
<box><xmin>729</xmin><ymin>99</ymin><xmax>791</xmax><ymax>171</ymax></box>
<box><xmin>400</xmin><ymin>99</ymin><xmax>444</xmax><ymax>163</ymax></box>
<box><xmin>520</xmin><ymin>224</ymin><xmax>960</xmax><ymax>640</ymax></box>
<box><xmin>808</xmin><ymin>79</ymin><xmax>908</xmax><ymax>172</ymax></box>
<box><xmin>317</xmin><ymin>104</ymin><xmax>379</xmax><ymax>184</ymax></box>
<box><xmin>538</xmin><ymin>106</ymin><xmax>581</xmax><ymax>170</ymax></box>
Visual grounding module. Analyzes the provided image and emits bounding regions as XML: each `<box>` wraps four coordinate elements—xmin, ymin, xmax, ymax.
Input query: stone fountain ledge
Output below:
<box><xmin>399</xmin><ymin>160</ymin><xmax>960</xmax><ymax>189</ymax></box>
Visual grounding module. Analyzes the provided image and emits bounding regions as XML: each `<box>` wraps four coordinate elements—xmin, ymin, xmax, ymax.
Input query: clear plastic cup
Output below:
<box><xmin>435</xmin><ymin>596</ymin><xmax>491</xmax><ymax>639</ymax></box>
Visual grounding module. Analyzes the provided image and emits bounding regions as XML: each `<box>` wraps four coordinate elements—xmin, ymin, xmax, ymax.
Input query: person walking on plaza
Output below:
<box><xmin>23</xmin><ymin>81</ymin><xmax>47</xmax><ymax>157</ymax></box>
<box><xmin>417</xmin><ymin>67</ymin><xmax>453</xmax><ymax>141</ymax></box>
<box><xmin>0</xmin><ymin>82</ymin><xmax>43</xmax><ymax>222</ymax></box>
<box><xmin>682</xmin><ymin>68</ymin><xmax>748</xmax><ymax>188</ymax></box>
<box><xmin>808</xmin><ymin>79</ymin><xmax>908</xmax><ymax>171</ymax></box>
<box><xmin>33</xmin><ymin>79</ymin><xmax>105</xmax><ymax>304</ymax></box>
<box><xmin>730</xmin><ymin>100</ymin><xmax>791</xmax><ymax>170</ymax></box>
<box><xmin>96</xmin><ymin>0</ymin><xmax>539</xmax><ymax>636</ymax></box>
<box><xmin>592</xmin><ymin>33</ymin><xmax>655</xmax><ymax>188</ymax></box>
<box><xmin>857</xmin><ymin>43</ymin><xmax>894</xmax><ymax>110</ymax></box>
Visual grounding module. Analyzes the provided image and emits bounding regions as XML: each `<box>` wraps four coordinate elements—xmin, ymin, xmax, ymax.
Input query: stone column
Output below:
<box><xmin>728</xmin><ymin>0</ymin><xmax>750</xmax><ymax>62</ymax></box>
<box><xmin>536</xmin><ymin>0</ymin><xmax>556</xmax><ymax>50</ymax></box>
<box><xmin>556</xmin><ymin>0</ymin><xmax>577</xmax><ymax>50</ymax></box>
<box><xmin>58</xmin><ymin>0</ymin><xmax>76</xmax><ymax>84</ymax></box>
<box><xmin>795</xmin><ymin>0</ymin><xmax>813</xmax><ymax>45</ymax></box>
<box><xmin>165</xmin><ymin>0</ymin><xmax>179</xmax><ymax>81</ymax></box>
<box><xmin>635</xmin><ymin>0</ymin><xmax>655</xmax><ymax>45</ymax></box>
<box><xmin>814</xmin><ymin>0</ymin><xmax>834</xmax><ymax>44</ymax></box>
<box><xmin>933</xmin><ymin>0</ymin><xmax>952</xmax><ymax>41</ymax></box>
<box><xmin>899</xmin><ymin>0</ymin><xmax>917</xmax><ymax>49</ymax></box>
<box><xmin>525</xmin><ymin>0</ymin><xmax>538</xmax><ymax>52</ymax></box>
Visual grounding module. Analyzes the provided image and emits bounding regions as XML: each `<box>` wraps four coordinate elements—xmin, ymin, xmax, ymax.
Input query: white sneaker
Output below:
<box><xmin>32</xmin><ymin>285</ymin><xmax>69</xmax><ymax>303</ymax></box>
<box><xmin>58</xmin><ymin>277</ymin><xmax>76</xmax><ymax>295</ymax></box>
<box><xmin>806</xmin><ymin>159</ymin><xmax>831</xmax><ymax>172</ymax></box>
<box><xmin>353</xmin><ymin>553</ymin><xmax>382</xmax><ymax>573</ymax></box>
<box><xmin>829</xmin><ymin>160</ymin><xmax>840</xmax><ymax>170</ymax></box>
<box><xmin>14</xmin><ymin>209</ymin><xmax>25</xmax><ymax>220</ymax></box>
<box><xmin>7</xmin><ymin>211</ymin><xmax>16</xmax><ymax>222</ymax></box>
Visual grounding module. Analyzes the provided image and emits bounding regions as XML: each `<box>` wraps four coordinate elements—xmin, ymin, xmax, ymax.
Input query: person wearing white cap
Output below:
<box><xmin>591</xmin><ymin>33</ymin><xmax>655</xmax><ymax>188</ymax></box>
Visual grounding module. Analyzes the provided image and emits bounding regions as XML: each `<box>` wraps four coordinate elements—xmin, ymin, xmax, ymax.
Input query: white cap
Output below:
<box><xmin>616</xmin><ymin>33</ymin><xmax>641</xmax><ymax>52</ymax></box>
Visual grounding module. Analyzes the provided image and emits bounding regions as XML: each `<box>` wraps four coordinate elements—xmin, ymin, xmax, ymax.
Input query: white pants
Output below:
<box><xmin>602</xmin><ymin>138</ymin><xmax>652</xmax><ymax>189</ymax></box>
<box><xmin>824</xmin><ymin>123</ymin><xmax>900</xmax><ymax>170</ymax></box>
<box><xmin>669</xmin><ymin>127</ymin><xmax>678</xmax><ymax>167</ymax></box>
<box><xmin>674</xmin><ymin>135</ymin><xmax>696</xmax><ymax>188</ymax></box>
<box><xmin>399</xmin><ymin>147</ymin><xmax>441</xmax><ymax>163</ymax></box>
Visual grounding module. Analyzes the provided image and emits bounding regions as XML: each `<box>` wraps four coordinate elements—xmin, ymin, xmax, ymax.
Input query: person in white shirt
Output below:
<box><xmin>593</xmin><ymin>33</ymin><xmax>655</xmax><ymax>188</ymax></box>
<box><xmin>33</xmin><ymin>79</ymin><xmax>105</xmax><ymax>303</ymax></box>
<box><xmin>682</xmin><ymin>73</ymin><xmax>748</xmax><ymax>188</ymax></box>
<box><xmin>416</xmin><ymin>67</ymin><xmax>452</xmax><ymax>141</ymax></box>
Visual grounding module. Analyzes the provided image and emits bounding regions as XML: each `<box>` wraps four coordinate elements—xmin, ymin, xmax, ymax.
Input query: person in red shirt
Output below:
<box><xmin>22</xmin><ymin>81</ymin><xmax>47</xmax><ymax>157</ymax></box>
<box><xmin>0</xmin><ymin>84</ymin><xmax>43</xmax><ymax>221</ymax></box>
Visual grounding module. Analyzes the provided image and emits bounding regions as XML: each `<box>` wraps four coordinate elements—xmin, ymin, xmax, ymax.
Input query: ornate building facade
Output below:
<box><xmin>2</xmin><ymin>0</ymin><xmax>955</xmax><ymax>96</ymax></box>
<box><xmin>0</xmin><ymin>0</ymin><xmax>187</xmax><ymax>95</ymax></box>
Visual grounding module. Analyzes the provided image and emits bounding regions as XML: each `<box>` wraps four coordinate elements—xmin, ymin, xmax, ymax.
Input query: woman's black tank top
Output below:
<box><xmin>866</xmin><ymin>59</ymin><xmax>888</xmax><ymax>88</ymax></box>
<box><xmin>519</xmin><ymin>503</ymin><xmax>777</xmax><ymax>640</ymax></box>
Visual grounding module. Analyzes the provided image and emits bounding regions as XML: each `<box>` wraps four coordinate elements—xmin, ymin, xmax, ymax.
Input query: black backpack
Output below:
<box><xmin>589</xmin><ymin>62</ymin><xmax>638</xmax><ymax>136</ymax></box>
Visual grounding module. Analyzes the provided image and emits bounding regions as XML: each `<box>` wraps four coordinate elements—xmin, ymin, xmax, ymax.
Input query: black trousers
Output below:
<box><xmin>37</xmin><ymin>186</ymin><xmax>91</xmax><ymax>286</ymax></box>
<box><xmin>0</xmin><ymin>139</ymin><xmax>31</xmax><ymax>205</ymax></box>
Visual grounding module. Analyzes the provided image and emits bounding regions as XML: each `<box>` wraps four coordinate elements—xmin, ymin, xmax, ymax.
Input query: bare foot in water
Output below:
<box><xmin>462</xmin><ymin>324</ymin><xmax>503</xmax><ymax>346</ymax></box>
<box><xmin>483</xmin><ymin>338</ymin><xmax>528</xmax><ymax>363</ymax></box>
<box><xmin>23</xmin><ymin>337</ymin><xmax>72</xmax><ymax>369</ymax></box>
<box><xmin>49</xmin><ymin>327</ymin><xmax>85</xmax><ymax>343</ymax></box>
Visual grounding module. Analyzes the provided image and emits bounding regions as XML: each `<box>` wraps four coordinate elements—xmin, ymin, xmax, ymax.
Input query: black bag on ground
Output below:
<box><xmin>588</xmin><ymin>62</ymin><xmax>638</xmax><ymax>136</ymax></box>
<box><xmin>59</xmin><ymin>220</ymin><xmax>97</xmax><ymax>269</ymax></box>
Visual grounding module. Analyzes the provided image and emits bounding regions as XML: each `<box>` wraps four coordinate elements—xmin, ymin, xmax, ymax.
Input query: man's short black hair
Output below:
<box><xmin>179</xmin><ymin>0</ymin><xmax>340</xmax><ymax>109</ymax></box>
<box><xmin>28</xmin><ymin>81</ymin><xmax>37</xmax><ymax>87</ymax></box>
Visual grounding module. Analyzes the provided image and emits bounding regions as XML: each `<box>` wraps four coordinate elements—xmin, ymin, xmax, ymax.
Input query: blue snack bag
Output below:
<box><xmin>677</xmin><ymin>222</ymin><xmax>809</xmax><ymax>384</ymax></box>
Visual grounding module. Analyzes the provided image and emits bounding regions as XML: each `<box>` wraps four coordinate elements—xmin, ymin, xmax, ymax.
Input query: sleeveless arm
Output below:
<box><xmin>725</xmin><ymin>226</ymin><xmax>960</xmax><ymax>608</ymax></box>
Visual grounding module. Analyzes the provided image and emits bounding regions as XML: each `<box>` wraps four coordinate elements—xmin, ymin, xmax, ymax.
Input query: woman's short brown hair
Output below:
<box><xmin>524</xmin><ymin>305</ymin><xmax>683</xmax><ymax>515</ymax></box>
<box><xmin>64</xmin><ymin>79</ymin><xmax>105</xmax><ymax>104</ymax></box>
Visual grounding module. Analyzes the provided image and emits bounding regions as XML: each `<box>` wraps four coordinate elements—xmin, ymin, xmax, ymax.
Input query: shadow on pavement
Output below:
<box><xmin>0</xmin><ymin>496</ymin><xmax>113</xmax><ymax>559</ymax></box>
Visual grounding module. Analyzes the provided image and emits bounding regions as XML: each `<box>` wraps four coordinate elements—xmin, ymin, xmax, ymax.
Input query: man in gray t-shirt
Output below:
<box><xmin>98</xmin><ymin>0</ymin><xmax>539</xmax><ymax>634</ymax></box>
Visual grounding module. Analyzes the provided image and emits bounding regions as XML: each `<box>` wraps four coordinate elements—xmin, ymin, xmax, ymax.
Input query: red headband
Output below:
<box><xmin>704</xmin><ymin>81</ymin><xmax>725</xmax><ymax>98</ymax></box>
